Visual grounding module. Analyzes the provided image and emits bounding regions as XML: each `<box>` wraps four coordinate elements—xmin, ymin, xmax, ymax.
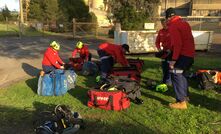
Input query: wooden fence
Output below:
<box><xmin>72</xmin><ymin>18</ymin><xmax>98</xmax><ymax>38</ymax></box>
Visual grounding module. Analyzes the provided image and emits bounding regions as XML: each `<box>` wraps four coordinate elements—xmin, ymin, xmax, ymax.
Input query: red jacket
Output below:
<box><xmin>42</xmin><ymin>47</ymin><xmax>64</xmax><ymax>68</ymax></box>
<box><xmin>155</xmin><ymin>28</ymin><xmax>171</xmax><ymax>51</ymax></box>
<box><xmin>72</xmin><ymin>45</ymin><xmax>90</xmax><ymax>60</ymax></box>
<box><xmin>98</xmin><ymin>43</ymin><xmax>128</xmax><ymax>66</ymax></box>
<box><xmin>167</xmin><ymin>16</ymin><xmax>195</xmax><ymax>60</ymax></box>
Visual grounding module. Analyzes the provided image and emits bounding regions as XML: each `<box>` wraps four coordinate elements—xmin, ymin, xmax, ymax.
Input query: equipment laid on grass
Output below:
<box><xmin>110</xmin><ymin>67</ymin><xmax>141</xmax><ymax>82</ymax></box>
<box><xmin>81</xmin><ymin>61</ymin><xmax>98</xmax><ymax>76</ymax></box>
<box><xmin>64</xmin><ymin>70</ymin><xmax>77</xmax><ymax>90</ymax></box>
<box><xmin>37</xmin><ymin>69</ymin><xmax>77</xmax><ymax>96</ymax></box>
<box><xmin>127</xmin><ymin>58</ymin><xmax>144</xmax><ymax>73</ymax></box>
<box><xmin>95</xmin><ymin>76</ymin><xmax>143</xmax><ymax>105</ymax></box>
<box><xmin>69</xmin><ymin>57</ymin><xmax>84</xmax><ymax>71</ymax></box>
<box><xmin>87</xmin><ymin>89</ymin><xmax>130</xmax><ymax>111</ymax></box>
<box><xmin>34</xmin><ymin>104</ymin><xmax>84</xmax><ymax>134</ymax></box>
<box><xmin>197</xmin><ymin>70</ymin><xmax>221</xmax><ymax>90</ymax></box>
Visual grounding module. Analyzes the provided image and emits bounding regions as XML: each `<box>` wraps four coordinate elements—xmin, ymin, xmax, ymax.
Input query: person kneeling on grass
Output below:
<box><xmin>42</xmin><ymin>41</ymin><xmax>65</xmax><ymax>74</ymax></box>
<box><xmin>72</xmin><ymin>41</ymin><xmax>92</xmax><ymax>62</ymax></box>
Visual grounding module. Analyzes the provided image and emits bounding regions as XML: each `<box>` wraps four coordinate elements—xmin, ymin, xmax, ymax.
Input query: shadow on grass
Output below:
<box><xmin>189</xmin><ymin>92</ymin><xmax>221</xmax><ymax>112</ymax></box>
<box><xmin>22</xmin><ymin>63</ymin><xmax>41</xmax><ymax>77</ymax></box>
<box><xmin>25</xmin><ymin>77</ymin><xmax>38</xmax><ymax>94</ymax></box>
<box><xmin>79</xmin><ymin>119</ymin><xmax>157</xmax><ymax>134</ymax></box>
<box><xmin>141</xmin><ymin>91</ymin><xmax>170</xmax><ymax>106</ymax></box>
<box><xmin>68</xmin><ymin>85</ymin><xmax>89</xmax><ymax>106</ymax></box>
<box><xmin>121</xmin><ymin>111</ymin><xmax>160</xmax><ymax>134</ymax></box>
<box><xmin>0</xmin><ymin>101</ymin><xmax>158</xmax><ymax>134</ymax></box>
<box><xmin>0</xmin><ymin>105</ymin><xmax>34</xmax><ymax>134</ymax></box>
<box><xmin>0</xmin><ymin>101</ymin><xmax>57</xmax><ymax>134</ymax></box>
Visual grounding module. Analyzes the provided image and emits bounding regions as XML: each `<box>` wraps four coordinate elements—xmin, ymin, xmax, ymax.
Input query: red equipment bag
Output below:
<box><xmin>87</xmin><ymin>90</ymin><xmax>130</xmax><ymax>111</ymax></box>
<box><xmin>127</xmin><ymin>58</ymin><xmax>144</xmax><ymax>73</ymax></box>
<box><xmin>110</xmin><ymin>67</ymin><xmax>141</xmax><ymax>82</ymax></box>
<box><xmin>69</xmin><ymin>57</ymin><xmax>84</xmax><ymax>71</ymax></box>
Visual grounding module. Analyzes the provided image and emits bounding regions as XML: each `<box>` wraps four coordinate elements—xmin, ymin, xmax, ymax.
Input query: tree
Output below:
<box><xmin>107</xmin><ymin>0</ymin><xmax>160</xmax><ymax>30</ymax></box>
<box><xmin>2</xmin><ymin>5</ymin><xmax>11</xmax><ymax>21</ymax></box>
<box><xmin>28</xmin><ymin>0</ymin><xmax>43</xmax><ymax>21</ymax></box>
<box><xmin>42</xmin><ymin>0</ymin><xmax>59</xmax><ymax>22</ymax></box>
<box><xmin>28</xmin><ymin>0</ymin><xmax>59</xmax><ymax>22</ymax></box>
<box><xmin>58</xmin><ymin>0</ymin><xmax>91</xmax><ymax>22</ymax></box>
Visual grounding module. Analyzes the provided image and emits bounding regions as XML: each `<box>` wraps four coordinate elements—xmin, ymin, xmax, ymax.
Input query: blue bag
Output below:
<box><xmin>37</xmin><ymin>73</ymin><xmax>54</xmax><ymax>96</ymax></box>
<box><xmin>54</xmin><ymin>69</ymin><xmax>68</xmax><ymax>96</ymax></box>
<box><xmin>37</xmin><ymin>69</ymin><xmax>69</xmax><ymax>96</ymax></box>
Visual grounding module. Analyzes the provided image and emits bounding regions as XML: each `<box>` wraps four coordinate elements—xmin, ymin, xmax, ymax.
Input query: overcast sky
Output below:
<box><xmin>0</xmin><ymin>0</ymin><xmax>19</xmax><ymax>11</ymax></box>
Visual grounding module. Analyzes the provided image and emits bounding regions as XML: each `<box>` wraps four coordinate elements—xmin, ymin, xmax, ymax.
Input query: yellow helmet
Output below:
<box><xmin>76</xmin><ymin>41</ymin><xmax>83</xmax><ymax>49</ymax></box>
<box><xmin>50</xmin><ymin>41</ymin><xmax>60</xmax><ymax>50</ymax></box>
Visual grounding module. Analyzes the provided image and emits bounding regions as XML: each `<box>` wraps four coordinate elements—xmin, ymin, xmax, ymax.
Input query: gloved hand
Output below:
<box><xmin>169</xmin><ymin>61</ymin><xmax>176</xmax><ymax>69</ymax></box>
<box><xmin>60</xmin><ymin>65</ymin><xmax>64</xmax><ymax>69</ymax></box>
<box><xmin>155</xmin><ymin>50</ymin><xmax>165</xmax><ymax>58</ymax></box>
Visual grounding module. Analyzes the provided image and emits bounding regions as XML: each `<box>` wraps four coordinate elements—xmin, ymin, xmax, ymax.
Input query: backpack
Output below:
<box><xmin>35</xmin><ymin>104</ymin><xmax>84</xmax><ymax>134</ymax></box>
<box><xmin>81</xmin><ymin>61</ymin><xmax>98</xmax><ymax>76</ymax></box>
<box><xmin>197</xmin><ymin>71</ymin><xmax>216</xmax><ymax>90</ymax></box>
<box><xmin>96</xmin><ymin>76</ymin><xmax>141</xmax><ymax>101</ymax></box>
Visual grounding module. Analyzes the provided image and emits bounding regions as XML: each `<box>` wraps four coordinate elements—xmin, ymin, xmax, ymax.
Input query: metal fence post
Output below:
<box><xmin>114</xmin><ymin>23</ymin><xmax>121</xmax><ymax>44</ymax></box>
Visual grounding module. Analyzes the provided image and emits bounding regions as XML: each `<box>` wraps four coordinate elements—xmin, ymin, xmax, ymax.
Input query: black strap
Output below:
<box><xmin>109</xmin><ymin>95</ymin><xmax>114</xmax><ymax>110</ymax></box>
<box><xmin>94</xmin><ymin>95</ymin><xmax>97</xmax><ymax>106</ymax></box>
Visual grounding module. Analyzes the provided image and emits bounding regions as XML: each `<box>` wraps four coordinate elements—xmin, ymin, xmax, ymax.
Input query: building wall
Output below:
<box><xmin>160</xmin><ymin>0</ymin><xmax>221</xmax><ymax>16</ymax></box>
<box><xmin>85</xmin><ymin>0</ymin><xmax>105</xmax><ymax>10</ymax></box>
<box><xmin>84</xmin><ymin>0</ymin><xmax>110</xmax><ymax>26</ymax></box>
<box><xmin>192</xmin><ymin>0</ymin><xmax>221</xmax><ymax>16</ymax></box>
<box><xmin>160</xmin><ymin>0</ymin><xmax>191</xmax><ymax>16</ymax></box>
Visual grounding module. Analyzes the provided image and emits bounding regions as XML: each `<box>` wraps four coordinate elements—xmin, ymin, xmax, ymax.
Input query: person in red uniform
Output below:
<box><xmin>42</xmin><ymin>41</ymin><xmax>65</xmax><ymax>73</ymax></box>
<box><xmin>155</xmin><ymin>18</ymin><xmax>172</xmax><ymax>85</ymax></box>
<box><xmin>97</xmin><ymin>42</ymin><xmax>130</xmax><ymax>79</ymax></box>
<box><xmin>166</xmin><ymin>7</ymin><xmax>195</xmax><ymax>109</ymax></box>
<box><xmin>72</xmin><ymin>41</ymin><xmax>92</xmax><ymax>61</ymax></box>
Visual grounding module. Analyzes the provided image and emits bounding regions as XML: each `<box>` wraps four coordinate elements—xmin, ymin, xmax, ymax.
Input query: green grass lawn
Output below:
<box><xmin>0</xmin><ymin>55</ymin><xmax>221</xmax><ymax>134</ymax></box>
<box><xmin>0</xmin><ymin>23</ymin><xmax>59</xmax><ymax>37</ymax></box>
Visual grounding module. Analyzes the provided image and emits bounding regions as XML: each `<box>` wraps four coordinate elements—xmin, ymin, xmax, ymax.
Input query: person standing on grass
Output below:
<box><xmin>42</xmin><ymin>41</ymin><xmax>65</xmax><ymax>73</ymax></box>
<box><xmin>165</xmin><ymin>7</ymin><xmax>195</xmax><ymax>109</ymax></box>
<box><xmin>72</xmin><ymin>41</ymin><xmax>92</xmax><ymax>61</ymax></box>
<box><xmin>155</xmin><ymin>18</ymin><xmax>172</xmax><ymax>85</ymax></box>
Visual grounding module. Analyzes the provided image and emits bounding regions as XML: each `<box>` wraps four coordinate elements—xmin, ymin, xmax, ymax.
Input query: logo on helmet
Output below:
<box><xmin>76</xmin><ymin>41</ymin><xmax>83</xmax><ymax>49</ymax></box>
<box><xmin>50</xmin><ymin>41</ymin><xmax>60</xmax><ymax>50</ymax></box>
